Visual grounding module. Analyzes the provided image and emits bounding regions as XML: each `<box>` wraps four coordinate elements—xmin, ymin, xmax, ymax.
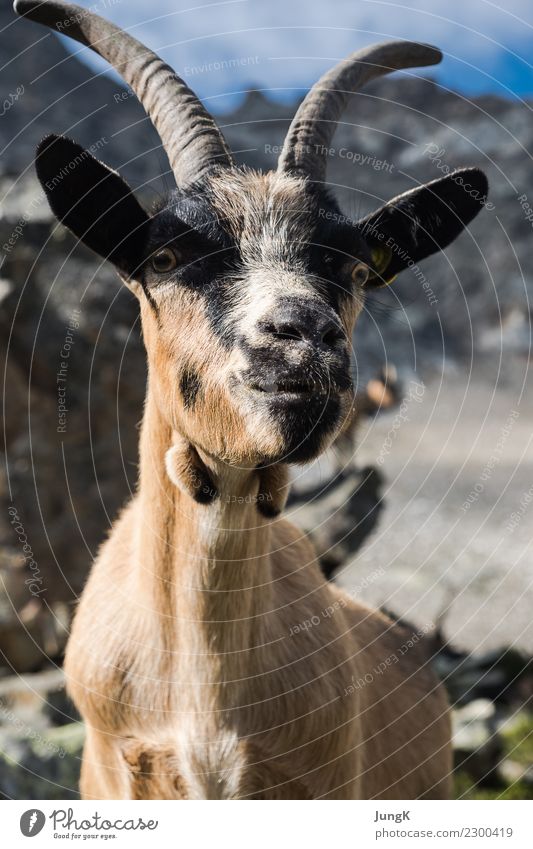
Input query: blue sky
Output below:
<box><xmin>65</xmin><ymin>0</ymin><xmax>533</xmax><ymax>111</ymax></box>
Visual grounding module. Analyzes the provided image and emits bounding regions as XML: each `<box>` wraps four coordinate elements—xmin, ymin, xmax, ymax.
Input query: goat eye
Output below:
<box><xmin>350</xmin><ymin>261</ymin><xmax>369</xmax><ymax>286</ymax></box>
<box><xmin>151</xmin><ymin>248</ymin><xmax>178</xmax><ymax>273</ymax></box>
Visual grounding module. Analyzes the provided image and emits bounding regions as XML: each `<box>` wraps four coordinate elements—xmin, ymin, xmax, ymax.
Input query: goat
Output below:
<box><xmin>15</xmin><ymin>0</ymin><xmax>488</xmax><ymax>799</ymax></box>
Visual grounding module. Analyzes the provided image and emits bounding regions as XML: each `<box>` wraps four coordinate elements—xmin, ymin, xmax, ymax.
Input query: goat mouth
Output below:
<box><xmin>241</xmin><ymin>372</ymin><xmax>353</xmax><ymax>400</ymax></box>
<box><xmin>249</xmin><ymin>379</ymin><xmax>319</xmax><ymax>396</ymax></box>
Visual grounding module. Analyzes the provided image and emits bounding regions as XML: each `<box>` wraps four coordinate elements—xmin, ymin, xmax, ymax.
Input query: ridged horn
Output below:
<box><xmin>278</xmin><ymin>41</ymin><xmax>442</xmax><ymax>182</ymax></box>
<box><xmin>14</xmin><ymin>0</ymin><xmax>233</xmax><ymax>186</ymax></box>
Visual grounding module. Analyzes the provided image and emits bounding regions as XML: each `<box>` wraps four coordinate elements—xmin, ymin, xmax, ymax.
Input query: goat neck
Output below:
<box><xmin>134</xmin><ymin>385</ymin><xmax>288</xmax><ymax>690</ymax></box>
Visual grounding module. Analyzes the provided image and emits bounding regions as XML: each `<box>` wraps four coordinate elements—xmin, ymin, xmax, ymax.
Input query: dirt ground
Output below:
<box><xmin>331</xmin><ymin>367</ymin><xmax>533</xmax><ymax>654</ymax></box>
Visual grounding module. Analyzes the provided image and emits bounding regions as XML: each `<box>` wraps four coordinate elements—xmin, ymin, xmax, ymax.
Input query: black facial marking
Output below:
<box><xmin>180</xmin><ymin>368</ymin><xmax>202</xmax><ymax>409</ymax></box>
<box><xmin>140</xmin><ymin>279</ymin><xmax>159</xmax><ymax>317</ymax></box>
<box><xmin>304</xmin><ymin>188</ymin><xmax>372</xmax><ymax>311</ymax></box>
<box><xmin>147</xmin><ymin>188</ymin><xmax>235</xmax><ymax>266</ymax></box>
<box><xmin>193</xmin><ymin>473</ymin><xmax>218</xmax><ymax>505</ymax></box>
<box><xmin>273</xmin><ymin>395</ymin><xmax>342</xmax><ymax>464</ymax></box>
<box><xmin>238</xmin><ymin>342</ymin><xmax>352</xmax><ymax>394</ymax></box>
<box><xmin>143</xmin><ymin>188</ymin><xmax>240</xmax><ymax>347</ymax></box>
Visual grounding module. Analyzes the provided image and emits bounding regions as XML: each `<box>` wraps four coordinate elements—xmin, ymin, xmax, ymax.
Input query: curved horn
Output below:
<box><xmin>278</xmin><ymin>41</ymin><xmax>442</xmax><ymax>182</ymax></box>
<box><xmin>14</xmin><ymin>0</ymin><xmax>233</xmax><ymax>186</ymax></box>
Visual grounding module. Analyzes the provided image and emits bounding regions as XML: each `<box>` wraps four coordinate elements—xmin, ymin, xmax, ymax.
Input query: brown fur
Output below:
<box><xmin>64</xmin><ymin>170</ymin><xmax>451</xmax><ymax>800</ymax></box>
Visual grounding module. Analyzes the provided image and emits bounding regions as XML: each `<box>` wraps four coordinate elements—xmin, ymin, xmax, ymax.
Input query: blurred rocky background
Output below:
<box><xmin>1</xmin><ymin>3</ymin><xmax>532</xmax><ymax>798</ymax></box>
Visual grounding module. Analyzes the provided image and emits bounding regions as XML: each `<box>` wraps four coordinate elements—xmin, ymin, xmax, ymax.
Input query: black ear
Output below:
<box><xmin>35</xmin><ymin>134</ymin><xmax>149</xmax><ymax>277</ymax></box>
<box><xmin>358</xmin><ymin>168</ymin><xmax>489</xmax><ymax>286</ymax></box>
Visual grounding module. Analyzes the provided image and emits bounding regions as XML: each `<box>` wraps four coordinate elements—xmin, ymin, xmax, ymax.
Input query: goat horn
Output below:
<box><xmin>14</xmin><ymin>0</ymin><xmax>233</xmax><ymax>186</ymax></box>
<box><xmin>278</xmin><ymin>41</ymin><xmax>442</xmax><ymax>182</ymax></box>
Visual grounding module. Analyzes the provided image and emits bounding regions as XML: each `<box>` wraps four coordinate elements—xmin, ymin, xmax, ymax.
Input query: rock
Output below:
<box><xmin>452</xmin><ymin>699</ymin><xmax>502</xmax><ymax>783</ymax></box>
<box><xmin>498</xmin><ymin>760</ymin><xmax>533</xmax><ymax>786</ymax></box>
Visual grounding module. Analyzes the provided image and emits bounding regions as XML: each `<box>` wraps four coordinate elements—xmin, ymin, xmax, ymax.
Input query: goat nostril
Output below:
<box><xmin>263</xmin><ymin>321</ymin><xmax>304</xmax><ymax>342</ymax></box>
<box><xmin>278</xmin><ymin>325</ymin><xmax>304</xmax><ymax>341</ymax></box>
<box><xmin>259</xmin><ymin>309</ymin><xmax>343</xmax><ymax>348</ymax></box>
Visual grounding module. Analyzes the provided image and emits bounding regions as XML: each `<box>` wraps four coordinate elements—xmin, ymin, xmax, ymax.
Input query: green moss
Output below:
<box><xmin>500</xmin><ymin>713</ymin><xmax>533</xmax><ymax>767</ymax></box>
<box><xmin>454</xmin><ymin>771</ymin><xmax>533</xmax><ymax>800</ymax></box>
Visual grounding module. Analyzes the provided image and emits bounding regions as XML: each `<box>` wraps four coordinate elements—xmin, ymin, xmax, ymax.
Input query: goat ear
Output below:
<box><xmin>358</xmin><ymin>168</ymin><xmax>489</xmax><ymax>286</ymax></box>
<box><xmin>35</xmin><ymin>134</ymin><xmax>149</xmax><ymax>277</ymax></box>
